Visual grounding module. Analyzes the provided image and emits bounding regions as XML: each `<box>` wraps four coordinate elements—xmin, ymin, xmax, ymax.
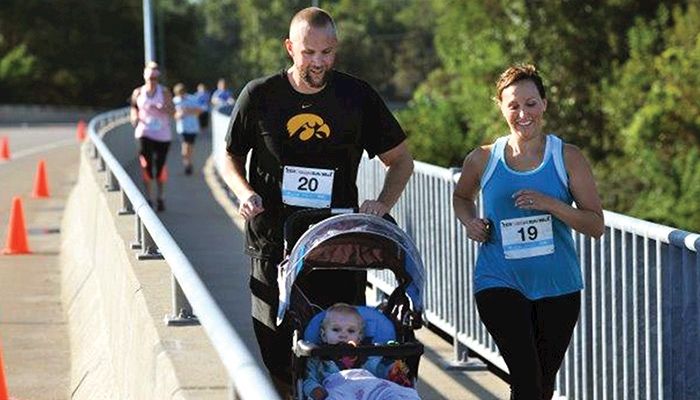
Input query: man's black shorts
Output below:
<box><xmin>180</xmin><ymin>133</ymin><xmax>197</xmax><ymax>144</ymax></box>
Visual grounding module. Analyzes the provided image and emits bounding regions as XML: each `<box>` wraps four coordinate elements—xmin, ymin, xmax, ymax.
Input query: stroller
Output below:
<box><xmin>275</xmin><ymin>208</ymin><xmax>426</xmax><ymax>399</ymax></box>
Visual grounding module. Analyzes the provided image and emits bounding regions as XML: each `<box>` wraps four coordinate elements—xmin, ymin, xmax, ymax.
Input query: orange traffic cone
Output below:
<box><xmin>2</xmin><ymin>197</ymin><xmax>30</xmax><ymax>255</ymax></box>
<box><xmin>0</xmin><ymin>137</ymin><xmax>9</xmax><ymax>161</ymax></box>
<box><xmin>76</xmin><ymin>120</ymin><xmax>86</xmax><ymax>142</ymax></box>
<box><xmin>31</xmin><ymin>160</ymin><xmax>50</xmax><ymax>198</ymax></box>
<box><xmin>0</xmin><ymin>336</ymin><xmax>9</xmax><ymax>400</ymax></box>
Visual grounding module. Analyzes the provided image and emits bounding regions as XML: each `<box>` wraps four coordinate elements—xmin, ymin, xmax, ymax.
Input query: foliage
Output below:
<box><xmin>598</xmin><ymin>3</ymin><xmax>700</xmax><ymax>231</ymax></box>
<box><xmin>0</xmin><ymin>0</ymin><xmax>437</xmax><ymax>106</ymax></box>
<box><xmin>0</xmin><ymin>0</ymin><xmax>145</xmax><ymax>106</ymax></box>
<box><xmin>0</xmin><ymin>43</ymin><xmax>37</xmax><ymax>94</ymax></box>
<box><xmin>397</xmin><ymin>0</ymin><xmax>680</xmax><ymax>168</ymax></box>
<box><xmin>397</xmin><ymin>0</ymin><xmax>520</xmax><ymax>168</ymax></box>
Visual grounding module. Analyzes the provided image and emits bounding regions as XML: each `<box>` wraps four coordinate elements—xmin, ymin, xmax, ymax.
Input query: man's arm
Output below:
<box><xmin>222</xmin><ymin>152</ymin><xmax>264</xmax><ymax>219</ymax></box>
<box><xmin>359</xmin><ymin>140</ymin><xmax>414</xmax><ymax>216</ymax></box>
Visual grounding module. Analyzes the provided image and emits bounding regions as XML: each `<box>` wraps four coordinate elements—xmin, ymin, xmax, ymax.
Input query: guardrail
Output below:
<box><xmin>210</xmin><ymin>107</ymin><xmax>699</xmax><ymax>399</ymax></box>
<box><xmin>356</xmin><ymin>157</ymin><xmax>700</xmax><ymax>400</ymax></box>
<box><xmin>88</xmin><ymin>108</ymin><xmax>280</xmax><ymax>400</ymax></box>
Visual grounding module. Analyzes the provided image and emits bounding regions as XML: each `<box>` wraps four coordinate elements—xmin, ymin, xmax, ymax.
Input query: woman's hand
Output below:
<box><xmin>512</xmin><ymin>189</ymin><xmax>552</xmax><ymax>211</ymax></box>
<box><xmin>463</xmin><ymin>217</ymin><xmax>491</xmax><ymax>243</ymax></box>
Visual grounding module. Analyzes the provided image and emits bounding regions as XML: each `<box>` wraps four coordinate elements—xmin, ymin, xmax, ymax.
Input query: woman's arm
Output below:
<box><xmin>514</xmin><ymin>144</ymin><xmax>604</xmax><ymax>238</ymax></box>
<box><xmin>453</xmin><ymin>146</ymin><xmax>492</xmax><ymax>243</ymax></box>
<box><xmin>560</xmin><ymin>144</ymin><xmax>605</xmax><ymax>237</ymax></box>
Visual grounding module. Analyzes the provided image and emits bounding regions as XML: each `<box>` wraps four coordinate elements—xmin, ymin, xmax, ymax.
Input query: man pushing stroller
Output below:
<box><xmin>221</xmin><ymin>6</ymin><xmax>414</xmax><ymax>398</ymax></box>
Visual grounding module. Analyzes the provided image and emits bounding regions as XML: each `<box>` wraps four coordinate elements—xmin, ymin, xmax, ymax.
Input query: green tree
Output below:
<box><xmin>329</xmin><ymin>0</ymin><xmax>434</xmax><ymax>99</ymax></box>
<box><xmin>398</xmin><ymin>0</ymin><xmax>682</xmax><ymax>167</ymax></box>
<box><xmin>398</xmin><ymin>0</ymin><xmax>525</xmax><ymax>167</ymax></box>
<box><xmin>599</xmin><ymin>4</ymin><xmax>700</xmax><ymax>231</ymax></box>
<box><xmin>0</xmin><ymin>43</ymin><xmax>37</xmax><ymax>96</ymax></box>
<box><xmin>0</xmin><ymin>0</ymin><xmax>145</xmax><ymax>106</ymax></box>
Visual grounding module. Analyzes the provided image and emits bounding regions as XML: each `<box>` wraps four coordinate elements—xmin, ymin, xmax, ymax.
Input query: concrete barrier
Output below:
<box><xmin>0</xmin><ymin>104</ymin><xmax>102</xmax><ymax>124</ymax></box>
<box><xmin>60</xmin><ymin>143</ymin><xmax>229</xmax><ymax>399</ymax></box>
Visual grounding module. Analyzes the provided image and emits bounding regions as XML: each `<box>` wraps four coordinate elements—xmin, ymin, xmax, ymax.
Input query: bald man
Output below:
<box><xmin>222</xmin><ymin>7</ymin><xmax>414</xmax><ymax>396</ymax></box>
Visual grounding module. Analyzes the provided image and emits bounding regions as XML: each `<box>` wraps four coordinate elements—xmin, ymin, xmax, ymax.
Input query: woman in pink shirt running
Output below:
<box><xmin>129</xmin><ymin>61</ymin><xmax>175</xmax><ymax>211</ymax></box>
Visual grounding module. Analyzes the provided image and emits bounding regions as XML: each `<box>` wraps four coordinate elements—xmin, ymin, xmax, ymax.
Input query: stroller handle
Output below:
<box><xmin>283</xmin><ymin>208</ymin><xmax>398</xmax><ymax>254</ymax></box>
<box><xmin>293</xmin><ymin>339</ymin><xmax>424</xmax><ymax>359</ymax></box>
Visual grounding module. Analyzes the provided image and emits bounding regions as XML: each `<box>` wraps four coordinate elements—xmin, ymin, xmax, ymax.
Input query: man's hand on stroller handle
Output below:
<box><xmin>238</xmin><ymin>192</ymin><xmax>264</xmax><ymax>220</ymax></box>
<box><xmin>359</xmin><ymin>199</ymin><xmax>389</xmax><ymax>217</ymax></box>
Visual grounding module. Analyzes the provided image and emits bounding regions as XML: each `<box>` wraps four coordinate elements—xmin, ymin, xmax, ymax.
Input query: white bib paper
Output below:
<box><xmin>282</xmin><ymin>165</ymin><xmax>334</xmax><ymax>208</ymax></box>
<box><xmin>500</xmin><ymin>214</ymin><xmax>554</xmax><ymax>259</ymax></box>
<box><xmin>145</xmin><ymin>118</ymin><xmax>162</xmax><ymax>131</ymax></box>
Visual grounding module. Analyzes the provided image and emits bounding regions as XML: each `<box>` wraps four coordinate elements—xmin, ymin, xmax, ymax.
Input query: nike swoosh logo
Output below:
<box><xmin>301</xmin><ymin>103</ymin><xmax>312</xmax><ymax>109</ymax></box>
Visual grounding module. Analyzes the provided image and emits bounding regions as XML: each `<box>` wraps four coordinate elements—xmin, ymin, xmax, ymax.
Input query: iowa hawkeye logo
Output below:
<box><xmin>286</xmin><ymin>113</ymin><xmax>331</xmax><ymax>141</ymax></box>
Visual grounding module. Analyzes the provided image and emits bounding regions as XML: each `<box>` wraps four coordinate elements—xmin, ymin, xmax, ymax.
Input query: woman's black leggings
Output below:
<box><xmin>475</xmin><ymin>288</ymin><xmax>580</xmax><ymax>400</ymax></box>
<box><xmin>138</xmin><ymin>137</ymin><xmax>170</xmax><ymax>182</ymax></box>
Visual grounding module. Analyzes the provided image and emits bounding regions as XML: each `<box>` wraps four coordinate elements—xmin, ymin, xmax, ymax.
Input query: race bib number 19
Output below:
<box><xmin>500</xmin><ymin>214</ymin><xmax>555</xmax><ymax>259</ymax></box>
<box><xmin>282</xmin><ymin>165</ymin><xmax>334</xmax><ymax>208</ymax></box>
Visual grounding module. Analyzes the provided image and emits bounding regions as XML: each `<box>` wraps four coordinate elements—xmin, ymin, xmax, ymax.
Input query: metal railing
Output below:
<box><xmin>88</xmin><ymin>108</ymin><xmax>280</xmax><ymax>400</ymax></box>
<box><xmin>356</xmin><ymin>156</ymin><xmax>700</xmax><ymax>400</ymax></box>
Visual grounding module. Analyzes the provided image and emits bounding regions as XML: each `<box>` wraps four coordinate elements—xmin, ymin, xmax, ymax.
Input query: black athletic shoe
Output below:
<box><xmin>184</xmin><ymin>165</ymin><xmax>193</xmax><ymax>175</ymax></box>
<box><xmin>156</xmin><ymin>198</ymin><xmax>165</xmax><ymax>212</ymax></box>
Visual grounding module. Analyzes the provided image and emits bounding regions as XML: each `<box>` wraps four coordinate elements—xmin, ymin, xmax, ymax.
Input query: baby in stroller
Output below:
<box><xmin>302</xmin><ymin>303</ymin><xmax>420</xmax><ymax>400</ymax></box>
<box><xmin>276</xmin><ymin>209</ymin><xmax>426</xmax><ymax>400</ymax></box>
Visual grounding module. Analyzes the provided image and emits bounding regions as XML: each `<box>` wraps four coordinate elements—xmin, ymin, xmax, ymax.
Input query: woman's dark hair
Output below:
<box><xmin>495</xmin><ymin>64</ymin><xmax>546</xmax><ymax>102</ymax></box>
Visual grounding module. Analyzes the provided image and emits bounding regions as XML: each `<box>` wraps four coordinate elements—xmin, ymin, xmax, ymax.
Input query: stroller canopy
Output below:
<box><xmin>277</xmin><ymin>214</ymin><xmax>425</xmax><ymax>325</ymax></box>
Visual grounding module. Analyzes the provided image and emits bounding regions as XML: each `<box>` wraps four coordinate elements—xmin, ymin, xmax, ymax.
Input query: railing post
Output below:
<box><xmin>91</xmin><ymin>142</ymin><xmax>99</xmax><ymax>159</ymax></box>
<box><xmin>131</xmin><ymin>215</ymin><xmax>143</xmax><ymax>250</ymax></box>
<box><xmin>445</xmin><ymin>172</ymin><xmax>485</xmax><ymax>371</ymax></box>
<box><xmin>165</xmin><ymin>275</ymin><xmax>200</xmax><ymax>326</ymax></box>
<box><xmin>138</xmin><ymin>222</ymin><xmax>163</xmax><ymax>260</ymax></box>
<box><xmin>105</xmin><ymin>169</ymin><xmax>119</xmax><ymax>192</ymax></box>
<box><xmin>118</xmin><ymin>190</ymin><xmax>134</xmax><ymax>215</ymax></box>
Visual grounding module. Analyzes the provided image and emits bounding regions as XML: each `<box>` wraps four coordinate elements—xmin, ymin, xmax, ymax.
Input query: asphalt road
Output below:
<box><xmin>0</xmin><ymin>123</ymin><xmax>78</xmax><ymax>400</ymax></box>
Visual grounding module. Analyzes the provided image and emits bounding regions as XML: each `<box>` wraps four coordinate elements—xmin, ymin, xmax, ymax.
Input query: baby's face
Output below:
<box><xmin>323</xmin><ymin>313</ymin><xmax>362</xmax><ymax>345</ymax></box>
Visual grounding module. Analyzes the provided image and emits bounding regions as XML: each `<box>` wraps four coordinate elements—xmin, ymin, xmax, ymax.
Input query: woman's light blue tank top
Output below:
<box><xmin>474</xmin><ymin>134</ymin><xmax>583</xmax><ymax>300</ymax></box>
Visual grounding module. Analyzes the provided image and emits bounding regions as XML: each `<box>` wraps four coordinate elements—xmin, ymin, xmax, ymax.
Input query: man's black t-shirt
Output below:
<box><xmin>225</xmin><ymin>70</ymin><xmax>406</xmax><ymax>258</ymax></box>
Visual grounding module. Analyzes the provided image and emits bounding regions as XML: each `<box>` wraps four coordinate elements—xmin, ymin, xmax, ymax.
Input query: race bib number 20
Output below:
<box><xmin>500</xmin><ymin>214</ymin><xmax>555</xmax><ymax>259</ymax></box>
<box><xmin>282</xmin><ymin>165</ymin><xmax>334</xmax><ymax>208</ymax></box>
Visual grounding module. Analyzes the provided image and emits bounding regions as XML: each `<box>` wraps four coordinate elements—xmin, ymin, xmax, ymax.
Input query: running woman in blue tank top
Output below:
<box><xmin>453</xmin><ymin>64</ymin><xmax>604</xmax><ymax>400</ymax></box>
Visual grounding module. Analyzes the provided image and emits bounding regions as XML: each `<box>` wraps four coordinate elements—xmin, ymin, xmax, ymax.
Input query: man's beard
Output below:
<box><xmin>301</xmin><ymin>66</ymin><xmax>332</xmax><ymax>88</ymax></box>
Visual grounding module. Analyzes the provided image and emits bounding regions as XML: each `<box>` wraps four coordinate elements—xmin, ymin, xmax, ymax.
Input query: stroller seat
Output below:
<box><xmin>304</xmin><ymin>306</ymin><xmax>397</xmax><ymax>345</ymax></box>
<box><xmin>281</xmin><ymin>210</ymin><xmax>426</xmax><ymax>399</ymax></box>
